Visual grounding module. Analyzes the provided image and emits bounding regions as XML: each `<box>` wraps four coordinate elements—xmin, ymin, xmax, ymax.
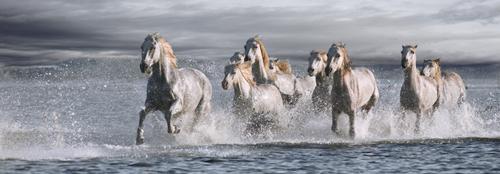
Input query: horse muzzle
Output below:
<box><xmin>140</xmin><ymin>62</ymin><xmax>146</xmax><ymax>73</ymax></box>
<box><xmin>307</xmin><ymin>68</ymin><xmax>315</xmax><ymax>76</ymax></box>
<box><xmin>325</xmin><ymin>67</ymin><xmax>332</xmax><ymax>76</ymax></box>
<box><xmin>221</xmin><ymin>80</ymin><xmax>229</xmax><ymax>90</ymax></box>
<box><xmin>401</xmin><ymin>61</ymin><xmax>407</xmax><ymax>69</ymax></box>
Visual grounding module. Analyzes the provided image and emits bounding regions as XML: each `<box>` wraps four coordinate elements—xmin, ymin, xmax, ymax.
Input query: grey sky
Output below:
<box><xmin>1</xmin><ymin>0</ymin><xmax>499</xmax><ymax>66</ymax></box>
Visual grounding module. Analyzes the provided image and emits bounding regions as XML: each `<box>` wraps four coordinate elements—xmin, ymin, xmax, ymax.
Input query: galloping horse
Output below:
<box><xmin>325</xmin><ymin>42</ymin><xmax>379</xmax><ymax>138</ymax></box>
<box><xmin>307</xmin><ymin>49</ymin><xmax>334</xmax><ymax>111</ymax></box>
<box><xmin>243</xmin><ymin>36</ymin><xmax>297</xmax><ymax>105</ymax></box>
<box><xmin>221</xmin><ymin>62</ymin><xmax>284</xmax><ymax>134</ymax></box>
<box><xmin>136</xmin><ymin>33</ymin><xmax>212</xmax><ymax>145</ymax></box>
<box><xmin>268</xmin><ymin>59</ymin><xmax>299</xmax><ymax>105</ymax></box>
<box><xmin>400</xmin><ymin>45</ymin><xmax>439</xmax><ymax>133</ymax></box>
<box><xmin>421</xmin><ymin>58</ymin><xmax>466</xmax><ymax>108</ymax></box>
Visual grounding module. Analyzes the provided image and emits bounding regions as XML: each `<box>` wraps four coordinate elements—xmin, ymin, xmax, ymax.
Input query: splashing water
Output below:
<box><xmin>0</xmin><ymin>58</ymin><xmax>499</xmax><ymax>172</ymax></box>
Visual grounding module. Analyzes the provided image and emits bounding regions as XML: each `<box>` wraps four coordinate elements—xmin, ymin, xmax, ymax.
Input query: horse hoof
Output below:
<box><xmin>173</xmin><ymin>125</ymin><xmax>181</xmax><ymax>134</ymax></box>
<box><xmin>136</xmin><ymin>138</ymin><xmax>144</xmax><ymax>145</ymax></box>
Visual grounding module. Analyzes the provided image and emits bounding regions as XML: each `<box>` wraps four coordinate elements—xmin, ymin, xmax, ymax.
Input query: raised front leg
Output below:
<box><xmin>346</xmin><ymin>110</ymin><xmax>355</xmax><ymax>139</ymax></box>
<box><xmin>136</xmin><ymin>107</ymin><xmax>152</xmax><ymax>145</ymax></box>
<box><xmin>331</xmin><ymin>109</ymin><xmax>341</xmax><ymax>135</ymax></box>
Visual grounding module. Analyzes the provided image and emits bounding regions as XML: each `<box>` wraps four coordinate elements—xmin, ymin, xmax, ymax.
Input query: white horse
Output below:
<box><xmin>325</xmin><ymin>42</ymin><xmax>379</xmax><ymax>138</ymax></box>
<box><xmin>268</xmin><ymin>58</ymin><xmax>300</xmax><ymax>105</ymax></box>
<box><xmin>307</xmin><ymin>49</ymin><xmax>333</xmax><ymax>111</ymax></box>
<box><xmin>269</xmin><ymin>58</ymin><xmax>316</xmax><ymax>104</ymax></box>
<box><xmin>400</xmin><ymin>45</ymin><xmax>439</xmax><ymax>133</ymax></box>
<box><xmin>221</xmin><ymin>62</ymin><xmax>284</xmax><ymax>134</ymax></box>
<box><xmin>244</xmin><ymin>36</ymin><xmax>297</xmax><ymax>105</ymax></box>
<box><xmin>421</xmin><ymin>58</ymin><xmax>466</xmax><ymax>108</ymax></box>
<box><xmin>136</xmin><ymin>33</ymin><xmax>212</xmax><ymax>145</ymax></box>
<box><xmin>244</xmin><ymin>36</ymin><xmax>272</xmax><ymax>84</ymax></box>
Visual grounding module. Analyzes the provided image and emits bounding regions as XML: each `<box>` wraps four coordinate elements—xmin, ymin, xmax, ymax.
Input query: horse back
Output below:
<box><xmin>441</xmin><ymin>71</ymin><xmax>466</xmax><ymax>105</ymax></box>
<box><xmin>177</xmin><ymin>68</ymin><xmax>212</xmax><ymax>104</ymax></box>
<box><xmin>442</xmin><ymin>72</ymin><xmax>465</xmax><ymax>89</ymax></box>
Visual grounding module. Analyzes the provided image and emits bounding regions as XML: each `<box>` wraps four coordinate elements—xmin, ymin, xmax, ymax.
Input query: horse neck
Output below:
<box><xmin>315</xmin><ymin>68</ymin><xmax>329</xmax><ymax>83</ymax></box>
<box><xmin>332</xmin><ymin>62</ymin><xmax>352</xmax><ymax>89</ymax></box>
<box><xmin>160</xmin><ymin>56</ymin><xmax>178</xmax><ymax>84</ymax></box>
<box><xmin>233</xmin><ymin>73</ymin><xmax>253</xmax><ymax>100</ymax></box>
<box><xmin>403</xmin><ymin>58</ymin><xmax>420</xmax><ymax>87</ymax></box>
<box><xmin>253</xmin><ymin>55</ymin><xmax>269</xmax><ymax>83</ymax></box>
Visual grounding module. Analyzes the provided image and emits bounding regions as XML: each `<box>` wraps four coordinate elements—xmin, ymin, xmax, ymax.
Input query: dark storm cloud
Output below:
<box><xmin>435</xmin><ymin>0</ymin><xmax>500</xmax><ymax>24</ymax></box>
<box><xmin>0</xmin><ymin>0</ymin><xmax>499</xmax><ymax>66</ymax></box>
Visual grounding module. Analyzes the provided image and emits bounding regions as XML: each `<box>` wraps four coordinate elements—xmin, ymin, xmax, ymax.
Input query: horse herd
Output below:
<box><xmin>135</xmin><ymin>33</ymin><xmax>466</xmax><ymax>145</ymax></box>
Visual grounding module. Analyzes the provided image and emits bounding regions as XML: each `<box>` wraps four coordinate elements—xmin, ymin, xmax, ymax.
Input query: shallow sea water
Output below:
<box><xmin>0</xmin><ymin>58</ymin><xmax>499</xmax><ymax>173</ymax></box>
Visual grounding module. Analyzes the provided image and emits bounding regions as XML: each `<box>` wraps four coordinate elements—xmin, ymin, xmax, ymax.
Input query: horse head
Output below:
<box><xmin>325</xmin><ymin>42</ymin><xmax>350</xmax><ymax>75</ymax></box>
<box><xmin>307</xmin><ymin>49</ymin><xmax>327</xmax><ymax>76</ymax></box>
<box><xmin>269</xmin><ymin>59</ymin><xmax>292</xmax><ymax>74</ymax></box>
<box><xmin>401</xmin><ymin>45</ymin><xmax>418</xmax><ymax>69</ymax></box>
<box><xmin>140</xmin><ymin>32</ymin><xmax>177</xmax><ymax>76</ymax></box>
<box><xmin>222</xmin><ymin>62</ymin><xmax>254</xmax><ymax>90</ymax></box>
<box><xmin>229</xmin><ymin>52</ymin><xmax>245</xmax><ymax>64</ymax></box>
<box><xmin>244</xmin><ymin>36</ymin><xmax>269</xmax><ymax>66</ymax></box>
<box><xmin>421</xmin><ymin>58</ymin><xmax>441</xmax><ymax>78</ymax></box>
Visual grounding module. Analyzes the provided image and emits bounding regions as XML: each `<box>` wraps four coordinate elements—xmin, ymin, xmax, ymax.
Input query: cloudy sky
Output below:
<box><xmin>1</xmin><ymin>0</ymin><xmax>499</xmax><ymax>66</ymax></box>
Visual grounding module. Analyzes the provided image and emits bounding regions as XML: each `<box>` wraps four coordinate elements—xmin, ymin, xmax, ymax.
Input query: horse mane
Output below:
<box><xmin>149</xmin><ymin>32</ymin><xmax>177</xmax><ymax>68</ymax></box>
<box><xmin>431</xmin><ymin>58</ymin><xmax>441</xmax><ymax>81</ymax></box>
<box><xmin>335</xmin><ymin>42</ymin><xmax>351</xmax><ymax>71</ymax></box>
<box><xmin>253</xmin><ymin>36</ymin><xmax>270</xmax><ymax>70</ymax></box>
<box><xmin>274</xmin><ymin>59</ymin><xmax>293</xmax><ymax>74</ymax></box>
<box><xmin>236</xmin><ymin>62</ymin><xmax>256</xmax><ymax>86</ymax></box>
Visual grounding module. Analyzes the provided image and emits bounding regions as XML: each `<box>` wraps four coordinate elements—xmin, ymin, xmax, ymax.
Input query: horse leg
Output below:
<box><xmin>331</xmin><ymin>109</ymin><xmax>341</xmax><ymax>135</ymax></box>
<box><xmin>164</xmin><ymin>111</ymin><xmax>180</xmax><ymax>134</ymax></box>
<box><xmin>193</xmin><ymin>98</ymin><xmax>211</xmax><ymax>132</ymax></box>
<box><xmin>361</xmin><ymin>91</ymin><xmax>378</xmax><ymax>114</ymax></box>
<box><xmin>347</xmin><ymin>110</ymin><xmax>356</xmax><ymax>139</ymax></box>
<box><xmin>136</xmin><ymin>106</ymin><xmax>153</xmax><ymax>145</ymax></box>
<box><xmin>166</xmin><ymin>99</ymin><xmax>183</xmax><ymax>134</ymax></box>
<box><xmin>415</xmin><ymin>111</ymin><xmax>422</xmax><ymax>134</ymax></box>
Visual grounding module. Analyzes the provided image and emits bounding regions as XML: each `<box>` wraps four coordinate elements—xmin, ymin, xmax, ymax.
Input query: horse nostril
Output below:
<box><xmin>325</xmin><ymin>67</ymin><xmax>332</xmax><ymax>75</ymax></box>
<box><xmin>222</xmin><ymin>80</ymin><xmax>228</xmax><ymax>89</ymax></box>
<box><xmin>307</xmin><ymin>68</ymin><xmax>314</xmax><ymax>73</ymax></box>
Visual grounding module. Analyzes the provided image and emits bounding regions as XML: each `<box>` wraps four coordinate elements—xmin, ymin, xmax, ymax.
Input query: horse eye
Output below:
<box><xmin>410</xmin><ymin>50</ymin><xmax>415</xmax><ymax>54</ymax></box>
<box><xmin>335</xmin><ymin>53</ymin><xmax>340</xmax><ymax>57</ymax></box>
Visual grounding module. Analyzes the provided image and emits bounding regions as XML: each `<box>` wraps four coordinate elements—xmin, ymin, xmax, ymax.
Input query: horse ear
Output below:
<box><xmin>435</xmin><ymin>58</ymin><xmax>441</xmax><ymax>64</ymax></box>
<box><xmin>414</xmin><ymin>45</ymin><xmax>418</xmax><ymax>48</ymax></box>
